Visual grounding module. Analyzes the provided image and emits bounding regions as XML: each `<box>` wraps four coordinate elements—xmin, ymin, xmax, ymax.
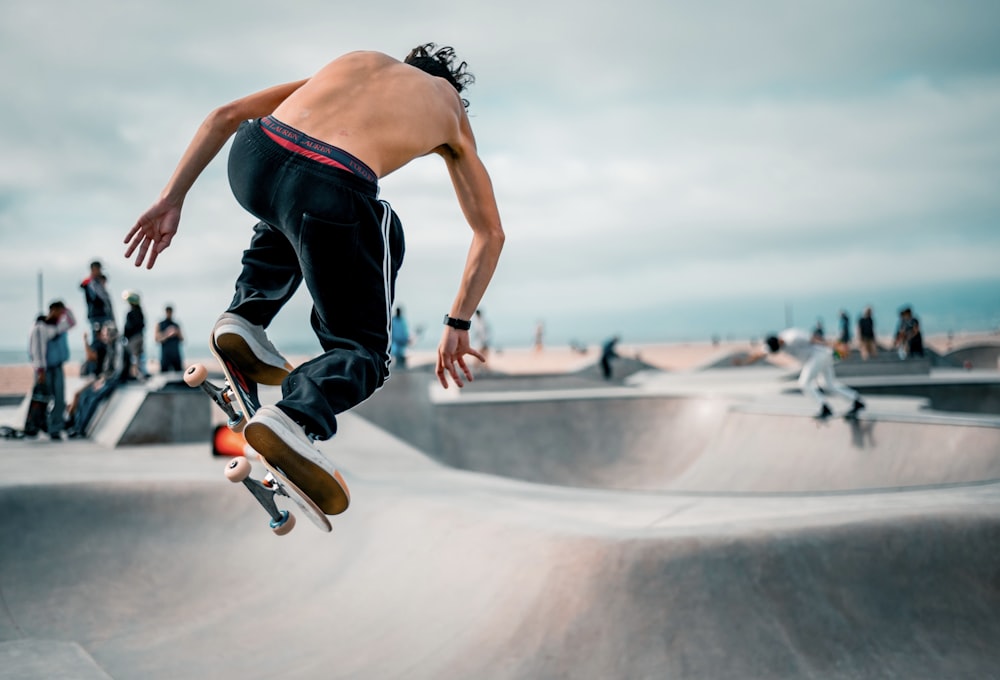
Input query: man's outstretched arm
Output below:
<box><xmin>124</xmin><ymin>79</ymin><xmax>308</xmax><ymax>269</ymax></box>
<box><xmin>435</xmin><ymin>113</ymin><xmax>505</xmax><ymax>389</ymax></box>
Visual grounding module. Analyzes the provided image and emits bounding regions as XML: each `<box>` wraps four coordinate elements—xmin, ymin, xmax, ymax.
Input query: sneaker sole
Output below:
<box><xmin>244</xmin><ymin>421</ymin><xmax>351</xmax><ymax>515</ymax></box>
<box><xmin>214</xmin><ymin>332</ymin><xmax>291</xmax><ymax>386</ymax></box>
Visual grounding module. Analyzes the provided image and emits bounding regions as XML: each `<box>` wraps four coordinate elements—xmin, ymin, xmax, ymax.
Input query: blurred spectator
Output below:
<box><xmin>155</xmin><ymin>305</ymin><xmax>185</xmax><ymax>373</ymax></box>
<box><xmin>26</xmin><ymin>301</ymin><xmax>76</xmax><ymax>439</ymax></box>
<box><xmin>390</xmin><ymin>306</ymin><xmax>411</xmax><ymax>369</ymax></box>
<box><xmin>600</xmin><ymin>335</ymin><xmax>620</xmax><ymax>380</ymax></box>
<box><xmin>122</xmin><ymin>291</ymin><xmax>149</xmax><ymax>380</ymax></box>
<box><xmin>893</xmin><ymin>306</ymin><xmax>924</xmax><ymax>358</ymax></box>
<box><xmin>857</xmin><ymin>306</ymin><xmax>878</xmax><ymax>360</ymax></box>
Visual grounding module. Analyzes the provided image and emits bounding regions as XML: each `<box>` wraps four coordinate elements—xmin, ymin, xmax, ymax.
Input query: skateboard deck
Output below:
<box><xmin>209</xmin><ymin>338</ymin><xmax>261</xmax><ymax>432</ymax></box>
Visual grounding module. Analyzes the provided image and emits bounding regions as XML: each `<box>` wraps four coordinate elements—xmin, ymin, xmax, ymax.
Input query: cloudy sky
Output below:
<box><xmin>2</xmin><ymin>0</ymin><xmax>998</xmax><ymax>355</ymax></box>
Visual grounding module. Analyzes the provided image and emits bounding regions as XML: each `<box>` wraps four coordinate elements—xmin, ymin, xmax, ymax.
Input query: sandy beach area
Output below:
<box><xmin>2</xmin><ymin>332</ymin><xmax>996</xmax><ymax>400</ymax></box>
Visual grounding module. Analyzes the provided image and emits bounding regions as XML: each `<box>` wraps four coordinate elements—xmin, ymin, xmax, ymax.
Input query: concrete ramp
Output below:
<box><xmin>358</xmin><ymin>373</ymin><xmax>1000</xmax><ymax>494</ymax></box>
<box><xmin>2</xmin><ymin>416</ymin><xmax>1000</xmax><ymax>679</ymax></box>
<box><xmin>86</xmin><ymin>377</ymin><xmax>210</xmax><ymax>447</ymax></box>
<box><xmin>945</xmin><ymin>343</ymin><xmax>1000</xmax><ymax>370</ymax></box>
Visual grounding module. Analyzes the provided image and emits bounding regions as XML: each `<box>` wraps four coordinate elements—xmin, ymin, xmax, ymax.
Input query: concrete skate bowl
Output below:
<box><xmin>355</xmin><ymin>374</ymin><xmax>1000</xmax><ymax>495</ymax></box>
<box><xmin>944</xmin><ymin>342</ymin><xmax>1000</xmax><ymax>370</ymax></box>
<box><xmin>4</xmin><ymin>466</ymin><xmax>1000</xmax><ymax>679</ymax></box>
<box><xmin>853</xmin><ymin>377</ymin><xmax>1000</xmax><ymax>416</ymax></box>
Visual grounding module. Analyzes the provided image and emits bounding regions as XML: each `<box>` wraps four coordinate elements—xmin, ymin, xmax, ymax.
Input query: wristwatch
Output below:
<box><xmin>443</xmin><ymin>314</ymin><xmax>472</xmax><ymax>331</ymax></box>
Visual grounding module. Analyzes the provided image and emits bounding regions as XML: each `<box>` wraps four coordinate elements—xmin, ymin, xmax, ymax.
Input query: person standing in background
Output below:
<box><xmin>27</xmin><ymin>301</ymin><xmax>76</xmax><ymax>439</ymax></box>
<box><xmin>122</xmin><ymin>291</ymin><xmax>148</xmax><ymax>380</ymax></box>
<box><xmin>155</xmin><ymin>305</ymin><xmax>185</xmax><ymax>373</ymax></box>
<box><xmin>894</xmin><ymin>306</ymin><xmax>924</xmax><ymax>359</ymax></box>
<box><xmin>471</xmin><ymin>308</ymin><xmax>492</xmax><ymax>369</ymax></box>
<box><xmin>836</xmin><ymin>309</ymin><xmax>851</xmax><ymax>357</ymax></box>
<box><xmin>80</xmin><ymin>262</ymin><xmax>113</xmax><ymax>370</ymax></box>
<box><xmin>600</xmin><ymin>335</ymin><xmax>620</xmax><ymax>380</ymax></box>
<box><xmin>390</xmin><ymin>306</ymin><xmax>411</xmax><ymax>370</ymax></box>
<box><xmin>80</xmin><ymin>261</ymin><xmax>113</xmax><ymax>337</ymax></box>
<box><xmin>857</xmin><ymin>306</ymin><xmax>878</xmax><ymax>360</ymax></box>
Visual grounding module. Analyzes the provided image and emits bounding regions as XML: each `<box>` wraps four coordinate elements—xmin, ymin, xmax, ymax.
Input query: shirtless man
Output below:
<box><xmin>124</xmin><ymin>45</ymin><xmax>504</xmax><ymax>513</ymax></box>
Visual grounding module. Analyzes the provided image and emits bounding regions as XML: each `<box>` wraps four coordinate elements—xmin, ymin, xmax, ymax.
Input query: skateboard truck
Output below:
<box><xmin>184</xmin><ymin>364</ymin><xmax>246</xmax><ymax>432</ymax></box>
<box><xmin>224</xmin><ymin>457</ymin><xmax>296</xmax><ymax>535</ymax></box>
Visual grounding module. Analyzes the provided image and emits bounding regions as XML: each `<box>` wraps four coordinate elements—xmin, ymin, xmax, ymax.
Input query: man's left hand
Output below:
<box><xmin>436</xmin><ymin>327</ymin><xmax>484</xmax><ymax>388</ymax></box>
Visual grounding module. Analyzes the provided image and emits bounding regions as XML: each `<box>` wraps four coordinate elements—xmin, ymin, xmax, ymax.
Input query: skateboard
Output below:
<box><xmin>184</xmin><ymin>358</ymin><xmax>340</xmax><ymax>535</ymax></box>
<box><xmin>223</xmin><ymin>454</ymin><xmax>331</xmax><ymax>534</ymax></box>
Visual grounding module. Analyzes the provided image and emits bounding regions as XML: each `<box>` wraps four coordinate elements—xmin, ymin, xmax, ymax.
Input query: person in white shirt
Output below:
<box><xmin>739</xmin><ymin>328</ymin><xmax>866</xmax><ymax>420</ymax></box>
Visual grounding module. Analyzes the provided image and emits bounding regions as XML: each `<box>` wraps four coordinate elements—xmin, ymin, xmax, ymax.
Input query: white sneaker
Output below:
<box><xmin>212</xmin><ymin>313</ymin><xmax>293</xmax><ymax>385</ymax></box>
<box><xmin>244</xmin><ymin>405</ymin><xmax>350</xmax><ymax>515</ymax></box>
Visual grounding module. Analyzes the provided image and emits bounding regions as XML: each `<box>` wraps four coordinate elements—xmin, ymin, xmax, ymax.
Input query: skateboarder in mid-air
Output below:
<box><xmin>737</xmin><ymin>328</ymin><xmax>865</xmax><ymax>420</ymax></box>
<box><xmin>124</xmin><ymin>45</ymin><xmax>505</xmax><ymax>513</ymax></box>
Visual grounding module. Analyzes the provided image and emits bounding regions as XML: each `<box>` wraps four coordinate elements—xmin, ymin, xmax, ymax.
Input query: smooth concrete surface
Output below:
<box><xmin>945</xmin><ymin>343</ymin><xmax>1000</xmax><ymax>370</ymax></box>
<box><xmin>2</xmin><ymin>366</ymin><xmax>1000</xmax><ymax>679</ymax></box>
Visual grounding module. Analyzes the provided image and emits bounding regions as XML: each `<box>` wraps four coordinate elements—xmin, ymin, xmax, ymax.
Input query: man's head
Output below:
<box><xmin>90</xmin><ymin>260</ymin><xmax>103</xmax><ymax>275</ymax></box>
<box><xmin>165</xmin><ymin>305</ymin><xmax>174</xmax><ymax>317</ymax></box>
<box><xmin>765</xmin><ymin>335</ymin><xmax>781</xmax><ymax>353</ymax></box>
<box><xmin>404</xmin><ymin>43</ymin><xmax>474</xmax><ymax>108</ymax></box>
<box><xmin>46</xmin><ymin>300</ymin><xmax>65</xmax><ymax>322</ymax></box>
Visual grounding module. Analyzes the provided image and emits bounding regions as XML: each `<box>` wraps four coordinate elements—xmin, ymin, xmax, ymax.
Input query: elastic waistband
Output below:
<box><xmin>258</xmin><ymin>116</ymin><xmax>378</xmax><ymax>184</ymax></box>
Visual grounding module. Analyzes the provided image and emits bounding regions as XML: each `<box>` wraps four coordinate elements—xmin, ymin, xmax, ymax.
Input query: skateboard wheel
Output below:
<box><xmin>224</xmin><ymin>456</ymin><xmax>252</xmax><ymax>482</ymax></box>
<box><xmin>271</xmin><ymin>510</ymin><xmax>295</xmax><ymax>535</ymax></box>
<box><xmin>183</xmin><ymin>363</ymin><xmax>208</xmax><ymax>387</ymax></box>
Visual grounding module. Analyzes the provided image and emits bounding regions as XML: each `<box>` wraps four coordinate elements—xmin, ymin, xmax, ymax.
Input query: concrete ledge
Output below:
<box><xmin>834</xmin><ymin>357</ymin><xmax>931</xmax><ymax>377</ymax></box>
<box><xmin>88</xmin><ymin>379</ymin><xmax>211</xmax><ymax>447</ymax></box>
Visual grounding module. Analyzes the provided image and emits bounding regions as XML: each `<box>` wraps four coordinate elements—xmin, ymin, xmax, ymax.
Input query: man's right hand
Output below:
<box><xmin>124</xmin><ymin>197</ymin><xmax>182</xmax><ymax>269</ymax></box>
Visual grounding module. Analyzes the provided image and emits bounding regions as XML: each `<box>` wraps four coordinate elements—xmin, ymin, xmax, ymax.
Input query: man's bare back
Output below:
<box><xmin>125</xmin><ymin>44</ymin><xmax>503</xmax><ymax>390</ymax></box>
<box><xmin>272</xmin><ymin>51</ymin><xmax>468</xmax><ymax>178</ymax></box>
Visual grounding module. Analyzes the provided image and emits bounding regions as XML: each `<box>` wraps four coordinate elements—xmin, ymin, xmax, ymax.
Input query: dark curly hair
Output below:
<box><xmin>404</xmin><ymin>43</ymin><xmax>475</xmax><ymax>108</ymax></box>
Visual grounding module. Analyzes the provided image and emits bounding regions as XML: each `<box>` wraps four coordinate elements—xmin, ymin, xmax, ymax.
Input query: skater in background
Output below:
<box><xmin>736</xmin><ymin>328</ymin><xmax>865</xmax><ymax>420</ymax></box>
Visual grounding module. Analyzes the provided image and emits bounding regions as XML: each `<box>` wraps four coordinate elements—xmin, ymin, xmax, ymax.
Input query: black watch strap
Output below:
<box><xmin>443</xmin><ymin>314</ymin><xmax>472</xmax><ymax>331</ymax></box>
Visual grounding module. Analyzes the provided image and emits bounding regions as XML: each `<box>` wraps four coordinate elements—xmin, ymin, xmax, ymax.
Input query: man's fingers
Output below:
<box><xmin>447</xmin><ymin>359</ymin><xmax>465</xmax><ymax>387</ymax></box>
<box><xmin>123</xmin><ymin>223</ymin><xmax>141</xmax><ymax>244</ymax></box>
<box><xmin>146</xmin><ymin>245</ymin><xmax>159</xmax><ymax>269</ymax></box>
<box><xmin>435</xmin><ymin>360</ymin><xmax>451</xmax><ymax>389</ymax></box>
<box><xmin>457</xmin><ymin>356</ymin><xmax>474</xmax><ymax>382</ymax></box>
<box><xmin>133</xmin><ymin>237</ymin><xmax>151</xmax><ymax>268</ymax></box>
